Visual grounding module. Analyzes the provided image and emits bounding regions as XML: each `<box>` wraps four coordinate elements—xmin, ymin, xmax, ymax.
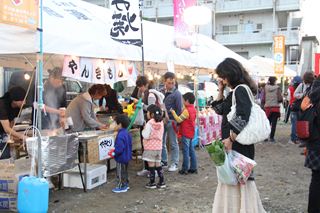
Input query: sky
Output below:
<box><xmin>301</xmin><ymin>0</ymin><xmax>320</xmax><ymax>40</ymax></box>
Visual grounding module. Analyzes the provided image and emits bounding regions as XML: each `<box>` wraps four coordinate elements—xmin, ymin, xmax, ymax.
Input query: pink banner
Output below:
<box><xmin>173</xmin><ymin>0</ymin><xmax>196</xmax><ymax>34</ymax></box>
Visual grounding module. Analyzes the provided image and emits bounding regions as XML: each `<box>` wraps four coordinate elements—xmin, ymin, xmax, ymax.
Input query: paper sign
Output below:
<box><xmin>98</xmin><ymin>136</ymin><xmax>115</xmax><ymax>160</ymax></box>
<box><xmin>115</xmin><ymin>61</ymin><xmax>129</xmax><ymax>82</ymax></box>
<box><xmin>92</xmin><ymin>59</ymin><xmax>106</xmax><ymax>84</ymax></box>
<box><xmin>62</xmin><ymin>56</ymin><xmax>80</xmax><ymax>79</ymax></box>
<box><xmin>104</xmin><ymin>60</ymin><xmax>116</xmax><ymax>85</ymax></box>
<box><xmin>0</xmin><ymin>0</ymin><xmax>39</xmax><ymax>30</ymax></box>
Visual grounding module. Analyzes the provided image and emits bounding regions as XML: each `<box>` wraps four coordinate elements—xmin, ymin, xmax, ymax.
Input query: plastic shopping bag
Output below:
<box><xmin>229</xmin><ymin>150</ymin><xmax>257</xmax><ymax>184</ymax></box>
<box><xmin>216</xmin><ymin>152</ymin><xmax>238</xmax><ymax>185</ymax></box>
<box><xmin>133</xmin><ymin>107</ymin><xmax>144</xmax><ymax>126</ymax></box>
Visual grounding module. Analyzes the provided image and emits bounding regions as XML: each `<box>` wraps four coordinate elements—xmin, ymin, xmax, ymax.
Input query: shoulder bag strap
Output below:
<box><xmin>232</xmin><ymin>84</ymin><xmax>255</xmax><ymax>106</ymax></box>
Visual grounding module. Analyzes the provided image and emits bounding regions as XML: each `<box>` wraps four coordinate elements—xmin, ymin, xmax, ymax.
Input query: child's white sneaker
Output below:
<box><xmin>168</xmin><ymin>164</ymin><xmax>178</xmax><ymax>172</ymax></box>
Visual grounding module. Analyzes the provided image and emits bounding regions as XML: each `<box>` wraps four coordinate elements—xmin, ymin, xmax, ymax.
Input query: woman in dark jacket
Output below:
<box><xmin>99</xmin><ymin>84</ymin><xmax>123</xmax><ymax>114</ymax></box>
<box><xmin>211</xmin><ymin>58</ymin><xmax>266</xmax><ymax>213</ymax></box>
<box><xmin>304</xmin><ymin>76</ymin><xmax>320</xmax><ymax>213</ymax></box>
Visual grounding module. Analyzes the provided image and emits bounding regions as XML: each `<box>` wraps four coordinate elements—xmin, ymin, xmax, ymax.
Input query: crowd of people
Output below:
<box><xmin>1</xmin><ymin>59</ymin><xmax>320</xmax><ymax>212</ymax></box>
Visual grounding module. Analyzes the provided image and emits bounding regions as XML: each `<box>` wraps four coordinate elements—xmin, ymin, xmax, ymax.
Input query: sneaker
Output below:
<box><xmin>123</xmin><ymin>183</ymin><xmax>130</xmax><ymax>190</ymax></box>
<box><xmin>145</xmin><ymin>182</ymin><xmax>157</xmax><ymax>189</ymax></box>
<box><xmin>288</xmin><ymin>140</ymin><xmax>298</xmax><ymax>144</ymax></box>
<box><xmin>299</xmin><ymin>142</ymin><xmax>306</xmax><ymax>148</ymax></box>
<box><xmin>264</xmin><ymin>139</ymin><xmax>269</xmax><ymax>142</ymax></box>
<box><xmin>157</xmin><ymin>182</ymin><xmax>167</xmax><ymax>189</ymax></box>
<box><xmin>269</xmin><ymin>138</ymin><xmax>275</xmax><ymax>143</ymax></box>
<box><xmin>168</xmin><ymin>164</ymin><xmax>178</xmax><ymax>172</ymax></box>
<box><xmin>188</xmin><ymin>169</ymin><xmax>198</xmax><ymax>174</ymax></box>
<box><xmin>161</xmin><ymin>161</ymin><xmax>168</xmax><ymax>169</ymax></box>
<box><xmin>137</xmin><ymin>169</ymin><xmax>149</xmax><ymax>177</ymax></box>
<box><xmin>112</xmin><ymin>186</ymin><xmax>128</xmax><ymax>193</ymax></box>
<box><xmin>178</xmin><ymin>170</ymin><xmax>188</xmax><ymax>175</ymax></box>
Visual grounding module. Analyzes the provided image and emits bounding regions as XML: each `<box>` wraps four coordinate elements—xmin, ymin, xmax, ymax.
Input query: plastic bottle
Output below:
<box><xmin>17</xmin><ymin>176</ymin><xmax>49</xmax><ymax>213</ymax></box>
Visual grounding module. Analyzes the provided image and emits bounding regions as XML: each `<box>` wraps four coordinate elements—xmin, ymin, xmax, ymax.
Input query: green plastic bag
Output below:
<box><xmin>206</xmin><ymin>139</ymin><xmax>225</xmax><ymax>166</ymax></box>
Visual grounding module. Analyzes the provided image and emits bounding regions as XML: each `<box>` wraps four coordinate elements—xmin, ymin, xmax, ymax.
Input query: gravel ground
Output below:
<box><xmin>49</xmin><ymin>122</ymin><xmax>310</xmax><ymax>213</ymax></box>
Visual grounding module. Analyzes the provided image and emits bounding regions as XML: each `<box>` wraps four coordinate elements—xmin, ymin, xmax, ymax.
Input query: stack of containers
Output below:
<box><xmin>198</xmin><ymin>109</ymin><xmax>222</xmax><ymax>145</ymax></box>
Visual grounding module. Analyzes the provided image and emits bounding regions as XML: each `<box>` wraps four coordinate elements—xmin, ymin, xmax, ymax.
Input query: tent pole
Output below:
<box><xmin>36</xmin><ymin>0</ymin><xmax>44</xmax><ymax>178</ymax></box>
<box><xmin>139</xmin><ymin>2</ymin><xmax>144</xmax><ymax>76</ymax></box>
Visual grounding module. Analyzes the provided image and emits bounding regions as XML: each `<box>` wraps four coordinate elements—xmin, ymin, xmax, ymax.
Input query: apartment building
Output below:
<box><xmin>85</xmin><ymin>0</ymin><xmax>302</xmax><ymax>71</ymax></box>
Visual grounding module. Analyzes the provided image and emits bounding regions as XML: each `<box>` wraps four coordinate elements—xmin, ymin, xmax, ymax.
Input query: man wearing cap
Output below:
<box><xmin>0</xmin><ymin>86</ymin><xmax>27</xmax><ymax>159</ymax></box>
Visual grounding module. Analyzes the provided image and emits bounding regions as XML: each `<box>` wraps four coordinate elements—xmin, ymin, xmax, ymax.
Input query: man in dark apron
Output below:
<box><xmin>0</xmin><ymin>87</ymin><xmax>26</xmax><ymax>159</ymax></box>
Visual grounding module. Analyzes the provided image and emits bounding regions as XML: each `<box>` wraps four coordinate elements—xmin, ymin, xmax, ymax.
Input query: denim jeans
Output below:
<box><xmin>161</xmin><ymin>120</ymin><xmax>179</xmax><ymax>165</ymax></box>
<box><xmin>290</xmin><ymin>111</ymin><xmax>298</xmax><ymax>141</ymax></box>
<box><xmin>181</xmin><ymin>136</ymin><xmax>197</xmax><ymax>171</ymax></box>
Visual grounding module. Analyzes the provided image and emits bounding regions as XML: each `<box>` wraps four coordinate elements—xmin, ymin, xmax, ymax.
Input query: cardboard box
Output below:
<box><xmin>63</xmin><ymin>164</ymin><xmax>107</xmax><ymax>190</ymax></box>
<box><xmin>0</xmin><ymin>158</ymin><xmax>30</xmax><ymax>193</ymax></box>
<box><xmin>0</xmin><ymin>192</ymin><xmax>17</xmax><ymax>212</ymax></box>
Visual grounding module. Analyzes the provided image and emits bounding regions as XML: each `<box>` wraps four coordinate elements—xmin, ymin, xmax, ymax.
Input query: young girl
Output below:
<box><xmin>142</xmin><ymin>104</ymin><xmax>166</xmax><ymax>189</ymax></box>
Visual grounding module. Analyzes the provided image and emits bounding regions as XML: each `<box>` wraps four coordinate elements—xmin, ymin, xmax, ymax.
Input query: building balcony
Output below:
<box><xmin>215</xmin><ymin>28</ymin><xmax>300</xmax><ymax>46</ymax></box>
<box><xmin>214</xmin><ymin>0</ymin><xmax>300</xmax><ymax>14</ymax></box>
<box><xmin>143</xmin><ymin>3</ymin><xmax>173</xmax><ymax>19</ymax></box>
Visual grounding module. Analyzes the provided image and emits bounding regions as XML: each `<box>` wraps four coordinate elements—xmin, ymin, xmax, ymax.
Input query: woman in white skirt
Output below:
<box><xmin>211</xmin><ymin>58</ymin><xmax>266</xmax><ymax>213</ymax></box>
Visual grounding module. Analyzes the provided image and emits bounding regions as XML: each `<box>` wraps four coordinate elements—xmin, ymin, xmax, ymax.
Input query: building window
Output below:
<box><xmin>222</xmin><ymin>25</ymin><xmax>238</xmax><ymax>34</ymax></box>
<box><xmin>253</xmin><ymin>23</ymin><xmax>262</xmax><ymax>33</ymax></box>
<box><xmin>144</xmin><ymin>0</ymin><xmax>153</xmax><ymax>7</ymax></box>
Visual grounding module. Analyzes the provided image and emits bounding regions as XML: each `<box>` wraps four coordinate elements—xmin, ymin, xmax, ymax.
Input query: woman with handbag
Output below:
<box><xmin>262</xmin><ymin>76</ymin><xmax>282</xmax><ymax>143</ymax></box>
<box><xmin>211</xmin><ymin>58</ymin><xmax>266</xmax><ymax>213</ymax></box>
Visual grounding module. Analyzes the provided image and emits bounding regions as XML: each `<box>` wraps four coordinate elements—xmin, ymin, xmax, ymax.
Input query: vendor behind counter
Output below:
<box><xmin>66</xmin><ymin>84</ymin><xmax>108</xmax><ymax>132</ymax></box>
<box><xmin>0</xmin><ymin>87</ymin><xmax>26</xmax><ymax>159</ymax></box>
<box><xmin>99</xmin><ymin>84</ymin><xmax>123</xmax><ymax>114</ymax></box>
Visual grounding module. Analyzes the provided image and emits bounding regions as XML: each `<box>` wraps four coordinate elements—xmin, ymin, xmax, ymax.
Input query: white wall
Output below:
<box><xmin>228</xmin><ymin>44</ymin><xmax>273</xmax><ymax>59</ymax></box>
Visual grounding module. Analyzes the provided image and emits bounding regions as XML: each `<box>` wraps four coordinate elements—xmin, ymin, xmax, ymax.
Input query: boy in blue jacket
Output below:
<box><xmin>109</xmin><ymin>114</ymin><xmax>132</xmax><ymax>193</ymax></box>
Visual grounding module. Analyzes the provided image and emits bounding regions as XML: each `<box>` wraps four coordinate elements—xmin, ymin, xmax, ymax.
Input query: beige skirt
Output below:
<box><xmin>212</xmin><ymin>181</ymin><xmax>266</xmax><ymax>213</ymax></box>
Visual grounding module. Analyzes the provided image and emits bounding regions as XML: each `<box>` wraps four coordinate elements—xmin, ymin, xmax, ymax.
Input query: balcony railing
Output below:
<box><xmin>215</xmin><ymin>27</ymin><xmax>300</xmax><ymax>45</ymax></box>
<box><xmin>214</xmin><ymin>0</ymin><xmax>300</xmax><ymax>14</ymax></box>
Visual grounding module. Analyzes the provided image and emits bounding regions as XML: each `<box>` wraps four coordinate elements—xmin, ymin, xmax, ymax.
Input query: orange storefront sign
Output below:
<box><xmin>0</xmin><ymin>0</ymin><xmax>39</xmax><ymax>30</ymax></box>
<box><xmin>273</xmin><ymin>35</ymin><xmax>285</xmax><ymax>75</ymax></box>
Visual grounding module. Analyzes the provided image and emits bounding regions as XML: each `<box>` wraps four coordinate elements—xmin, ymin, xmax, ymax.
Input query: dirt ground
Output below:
<box><xmin>49</xmin><ymin>122</ymin><xmax>310</xmax><ymax>213</ymax></box>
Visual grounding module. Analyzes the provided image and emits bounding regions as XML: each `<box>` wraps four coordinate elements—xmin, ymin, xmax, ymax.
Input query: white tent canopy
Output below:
<box><xmin>249</xmin><ymin>56</ymin><xmax>297</xmax><ymax>77</ymax></box>
<box><xmin>0</xmin><ymin>0</ymin><xmax>250</xmax><ymax>71</ymax></box>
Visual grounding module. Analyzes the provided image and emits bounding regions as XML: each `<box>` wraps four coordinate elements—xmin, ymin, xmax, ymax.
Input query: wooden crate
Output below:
<box><xmin>86</xmin><ymin>129</ymin><xmax>141</xmax><ymax>163</ymax></box>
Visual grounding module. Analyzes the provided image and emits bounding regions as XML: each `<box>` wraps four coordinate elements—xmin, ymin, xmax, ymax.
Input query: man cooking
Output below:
<box><xmin>0</xmin><ymin>87</ymin><xmax>27</xmax><ymax>159</ymax></box>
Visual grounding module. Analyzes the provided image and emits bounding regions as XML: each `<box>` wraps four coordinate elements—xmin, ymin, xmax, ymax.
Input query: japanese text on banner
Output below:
<box><xmin>110</xmin><ymin>0</ymin><xmax>142</xmax><ymax>46</ymax></box>
<box><xmin>0</xmin><ymin>0</ymin><xmax>38</xmax><ymax>30</ymax></box>
<box><xmin>273</xmin><ymin>35</ymin><xmax>285</xmax><ymax>75</ymax></box>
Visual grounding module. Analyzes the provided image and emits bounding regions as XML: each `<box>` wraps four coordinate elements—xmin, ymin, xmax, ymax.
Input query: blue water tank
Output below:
<box><xmin>17</xmin><ymin>176</ymin><xmax>49</xmax><ymax>213</ymax></box>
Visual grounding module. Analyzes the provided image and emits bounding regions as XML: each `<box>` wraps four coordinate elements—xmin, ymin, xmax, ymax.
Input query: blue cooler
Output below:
<box><xmin>192</xmin><ymin>127</ymin><xmax>199</xmax><ymax>147</ymax></box>
<box><xmin>18</xmin><ymin>176</ymin><xmax>49</xmax><ymax>213</ymax></box>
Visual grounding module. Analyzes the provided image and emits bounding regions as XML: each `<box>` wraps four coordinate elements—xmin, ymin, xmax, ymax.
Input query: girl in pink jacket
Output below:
<box><xmin>142</xmin><ymin>104</ymin><xmax>165</xmax><ymax>189</ymax></box>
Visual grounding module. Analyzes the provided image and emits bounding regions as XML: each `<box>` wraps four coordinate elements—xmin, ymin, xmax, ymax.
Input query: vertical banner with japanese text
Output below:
<box><xmin>273</xmin><ymin>35</ymin><xmax>285</xmax><ymax>75</ymax></box>
<box><xmin>0</xmin><ymin>0</ymin><xmax>39</xmax><ymax>30</ymax></box>
<box><xmin>110</xmin><ymin>0</ymin><xmax>142</xmax><ymax>46</ymax></box>
<box><xmin>315</xmin><ymin>53</ymin><xmax>320</xmax><ymax>76</ymax></box>
<box><xmin>173</xmin><ymin>0</ymin><xmax>195</xmax><ymax>50</ymax></box>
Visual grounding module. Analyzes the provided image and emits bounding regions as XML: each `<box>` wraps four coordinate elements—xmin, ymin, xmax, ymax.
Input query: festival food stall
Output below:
<box><xmin>0</xmin><ymin>0</ymin><xmax>254</xmax><ymax>211</ymax></box>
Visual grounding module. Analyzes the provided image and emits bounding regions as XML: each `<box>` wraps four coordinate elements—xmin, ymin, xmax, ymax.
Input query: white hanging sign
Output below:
<box><xmin>104</xmin><ymin>60</ymin><xmax>116</xmax><ymax>85</ymax></box>
<box><xmin>110</xmin><ymin>0</ymin><xmax>142</xmax><ymax>46</ymax></box>
<box><xmin>79</xmin><ymin>58</ymin><xmax>93</xmax><ymax>83</ymax></box>
<box><xmin>92</xmin><ymin>59</ymin><xmax>106</xmax><ymax>84</ymax></box>
<box><xmin>127</xmin><ymin>62</ymin><xmax>138</xmax><ymax>87</ymax></box>
<box><xmin>115</xmin><ymin>61</ymin><xmax>129</xmax><ymax>82</ymax></box>
<box><xmin>98</xmin><ymin>136</ymin><xmax>115</xmax><ymax>160</ymax></box>
<box><xmin>62</xmin><ymin>56</ymin><xmax>81</xmax><ymax>79</ymax></box>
